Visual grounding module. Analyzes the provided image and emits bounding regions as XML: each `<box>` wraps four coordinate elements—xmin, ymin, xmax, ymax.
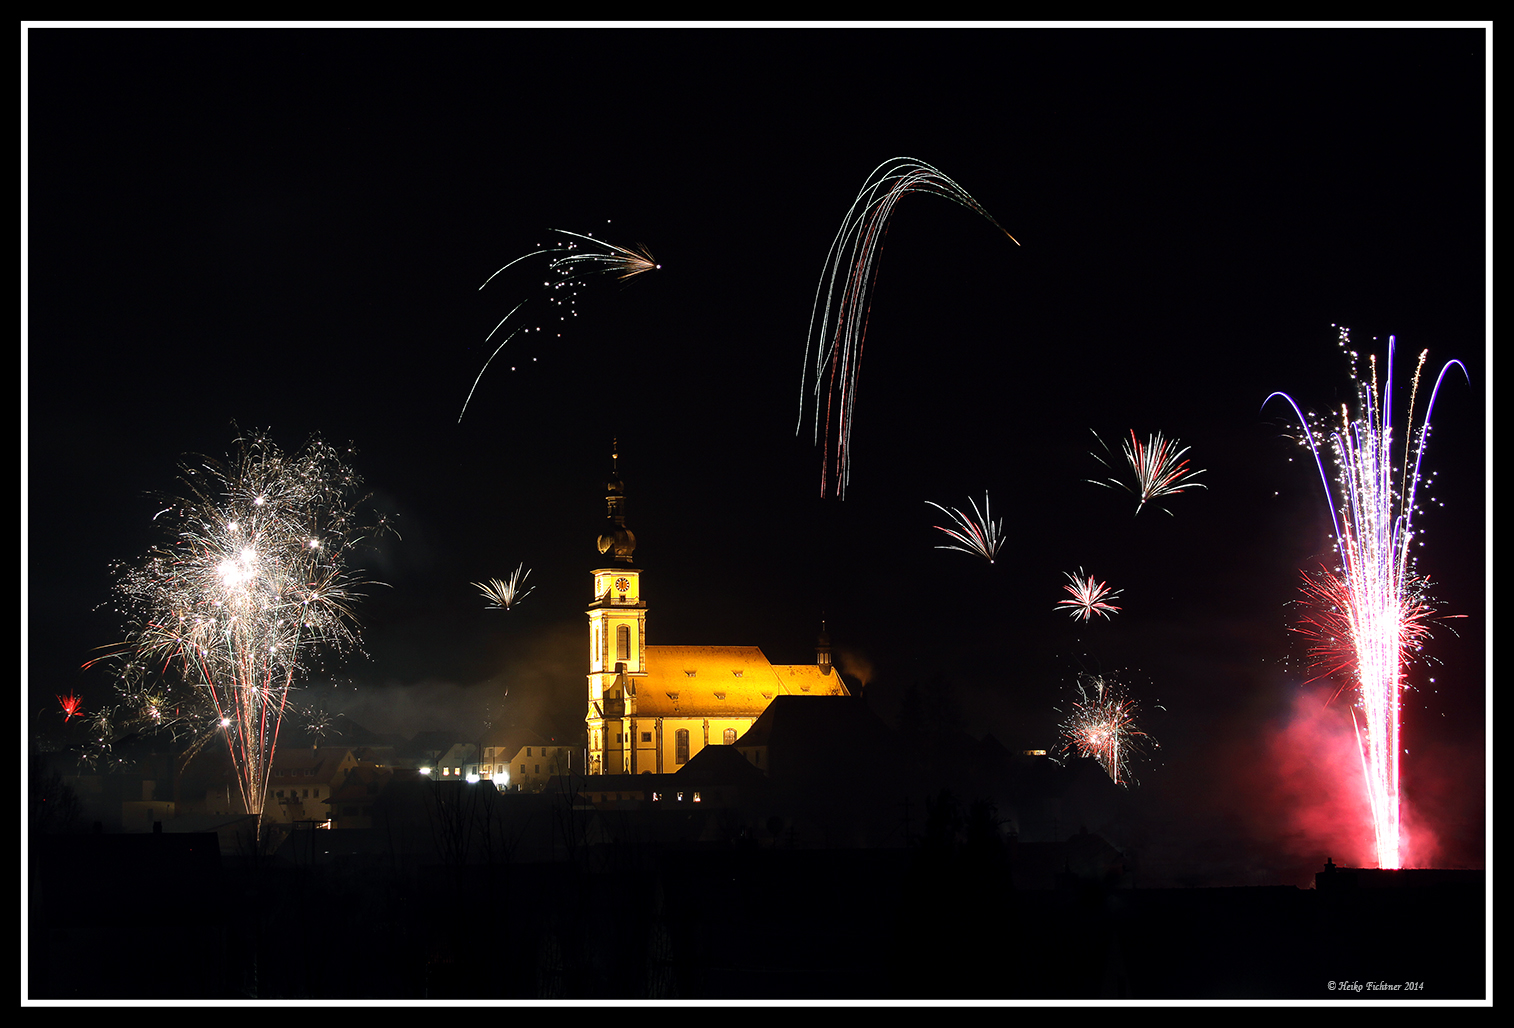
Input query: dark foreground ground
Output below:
<box><xmin>27</xmin><ymin>829</ymin><xmax>1485</xmax><ymax>1001</ymax></box>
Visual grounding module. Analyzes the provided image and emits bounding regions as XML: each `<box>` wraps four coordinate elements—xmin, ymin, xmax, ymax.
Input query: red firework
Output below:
<box><xmin>57</xmin><ymin>692</ymin><xmax>84</xmax><ymax>721</ymax></box>
<box><xmin>1056</xmin><ymin>675</ymin><xmax>1157</xmax><ymax>787</ymax></box>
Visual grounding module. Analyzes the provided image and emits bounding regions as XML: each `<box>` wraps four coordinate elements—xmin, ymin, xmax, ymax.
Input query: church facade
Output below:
<box><xmin>584</xmin><ymin>449</ymin><xmax>846</xmax><ymax>776</ymax></box>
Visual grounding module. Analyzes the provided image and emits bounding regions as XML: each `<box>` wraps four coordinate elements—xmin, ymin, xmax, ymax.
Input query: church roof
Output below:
<box><xmin>629</xmin><ymin>645</ymin><xmax>847</xmax><ymax>717</ymax></box>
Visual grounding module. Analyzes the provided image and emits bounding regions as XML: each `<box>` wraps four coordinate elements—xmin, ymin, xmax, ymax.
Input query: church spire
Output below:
<box><xmin>816</xmin><ymin>617</ymin><xmax>833</xmax><ymax>674</ymax></box>
<box><xmin>596</xmin><ymin>438</ymin><xmax>637</xmax><ymax>565</ymax></box>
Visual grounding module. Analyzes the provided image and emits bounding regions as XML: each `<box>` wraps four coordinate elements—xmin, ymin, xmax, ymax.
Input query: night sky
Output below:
<box><xmin>24</xmin><ymin>25</ymin><xmax>1488</xmax><ymax>887</ymax></box>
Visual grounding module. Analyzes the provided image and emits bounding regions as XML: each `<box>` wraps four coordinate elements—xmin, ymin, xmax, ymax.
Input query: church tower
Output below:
<box><xmin>583</xmin><ymin>444</ymin><xmax>849</xmax><ymax>778</ymax></box>
<box><xmin>585</xmin><ymin>442</ymin><xmax>643</xmax><ymax>775</ymax></box>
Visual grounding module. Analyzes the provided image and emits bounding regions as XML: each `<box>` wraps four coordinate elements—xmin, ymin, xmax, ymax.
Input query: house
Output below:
<box><xmin>324</xmin><ymin>761</ymin><xmax>393</xmax><ymax>829</ymax></box>
<box><xmin>262</xmin><ymin>746</ymin><xmax>359</xmax><ymax>825</ymax></box>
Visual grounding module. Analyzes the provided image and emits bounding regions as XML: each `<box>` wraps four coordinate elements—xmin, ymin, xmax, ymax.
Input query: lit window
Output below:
<box><xmin>723</xmin><ymin>728</ymin><xmax>737</xmax><ymax>745</ymax></box>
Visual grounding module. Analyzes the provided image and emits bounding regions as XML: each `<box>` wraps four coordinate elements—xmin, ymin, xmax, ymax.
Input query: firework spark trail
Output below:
<box><xmin>460</xmin><ymin>228</ymin><xmax>659</xmax><ymax>423</ymax></box>
<box><xmin>1087</xmin><ymin>428</ymin><xmax>1207</xmax><ymax>515</ymax></box>
<box><xmin>1265</xmin><ymin>327</ymin><xmax>1466</xmax><ymax>869</ymax></box>
<box><xmin>798</xmin><ymin>158</ymin><xmax>1018</xmax><ymax>498</ymax></box>
<box><xmin>1054</xmin><ymin>675</ymin><xmax>1157</xmax><ymax>788</ymax></box>
<box><xmin>473</xmin><ymin>562</ymin><xmax>535</xmax><ymax>610</ymax></box>
<box><xmin>1056</xmin><ymin>568</ymin><xmax>1124</xmax><ymax>622</ymax></box>
<box><xmin>925</xmin><ymin>494</ymin><xmax>1004</xmax><ymax>563</ymax></box>
<box><xmin>86</xmin><ymin>428</ymin><xmax>391</xmax><ymax>821</ymax></box>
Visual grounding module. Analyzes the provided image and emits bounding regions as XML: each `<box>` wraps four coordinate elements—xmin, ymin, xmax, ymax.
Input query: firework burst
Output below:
<box><xmin>460</xmin><ymin>227</ymin><xmax>659</xmax><ymax>422</ymax></box>
<box><xmin>926</xmin><ymin>494</ymin><xmax>1004</xmax><ymax>563</ymax></box>
<box><xmin>1265</xmin><ymin>327</ymin><xmax>1466</xmax><ymax>869</ymax></box>
<box><xmin>1056</xmin><ymin>568</ymin><xmax>1124</xmax><ymax>622</ymax></box>
<box><xmin>86</xmin><ymin>428</ymin><xmax>391</xmax><ymax>820</ymax></box>
<box><xmin>1087</xmin><ymin>428</ymin><xmax>1207</xmax><ymax>515</ymax></box>
<box><xmin>798</xmin><ymin>157</ymin><xmax>1018</xmax><ymax>498</ymax></box>
<box><xmin>56</xmin><ymin>692</ymin><xmax>84</xmax><ymax>721</ymax></box>
<box><xmin>473</xmin><ymin>563</ymin><xmax>535</xmax><ymax>611</ymax></box>
<box><xmin>1054</xmin><ymin>675</ymin><xmax>1157</xmax><ymax>787</ymax></box>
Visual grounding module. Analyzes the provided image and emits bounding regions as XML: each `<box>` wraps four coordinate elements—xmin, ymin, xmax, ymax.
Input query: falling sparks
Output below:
<box><xmin>1265</xmin><ymin>326</ymin><xmax>1467</xmax><ymax>869</ymax></box>
<box><xmin>799</xmin><ymin>157</ymin><xmax>1018</xmax><ymax>498</ymax></box>
<box><xmin>926</xmin><ymin>494</ymin><xmax>1004</xmax><ymax>563</ymax></box>
<box><xmin>473</xmin><ymin>563</ymin><xmax>535</xmax><ymax>611</ymax></box>
<box><xmin>1056</xmin><ymin>568</ymin><xmax>1124</xmax><ymax>622</ymax></box>
<box><xmin>1054</xmin><ymin>674</ymin><xmax>1158</xmax><ymax>788</ymax></box>
<box><xmin>460</xmin><ymin>226</ymin><xmax>659</xmax><ymax>422</ymax></box>
<box><xmin>85</xmin><ymin>428</ymin><xmax>391</xmax><ymax>819</ymax></box>
<box><xmin>1087</xmin><ymin>428</ymin><xmax>1207</xmax><ymax>516</ymax></box>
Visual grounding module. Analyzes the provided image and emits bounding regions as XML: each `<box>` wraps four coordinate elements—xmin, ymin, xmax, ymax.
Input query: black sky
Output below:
<box><xmin>24</xmin><ymin>25</ymin><xmax>1488</xmax><ymax>884</ymax></box>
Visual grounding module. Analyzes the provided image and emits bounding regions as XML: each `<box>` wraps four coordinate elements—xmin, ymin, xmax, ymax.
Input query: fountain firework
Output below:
<box><xmin>86</xmin><ymin>428</ymin><xmax>391</xmax><ymax>820</ymax></box>
<box><xmin>798</xmin><ymin>157</ymin><xmax>1018</xmax><ymax>498</ymax></box>
<box><xmin>1265</xmin><ymin>327</ymin><xmax>1466</xmax><ymax>868</ymax></box>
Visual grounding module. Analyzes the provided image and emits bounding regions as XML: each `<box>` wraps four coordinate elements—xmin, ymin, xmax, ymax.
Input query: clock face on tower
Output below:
<box><xmin>614</xmin><ymin>577</ymin><xmax>631</xmax><ymax>594</ymax></box>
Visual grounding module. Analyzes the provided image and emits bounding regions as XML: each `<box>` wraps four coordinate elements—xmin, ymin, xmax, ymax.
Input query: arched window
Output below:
<box><xmin>616</xmin><ymin>624</ymin><xmax>630</xmax><ymax>661</ymax></box>
<box><xmin>723</xmin><ymin>728</ymin><xmax>737</xmax><ymax>745</ymax></box>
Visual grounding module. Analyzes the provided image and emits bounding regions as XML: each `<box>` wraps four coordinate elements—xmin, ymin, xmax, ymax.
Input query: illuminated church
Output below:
<box><xmin>584</xmin><ymin>448</ymin><xmax>847</xmax><ymax>776</ymax></box>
